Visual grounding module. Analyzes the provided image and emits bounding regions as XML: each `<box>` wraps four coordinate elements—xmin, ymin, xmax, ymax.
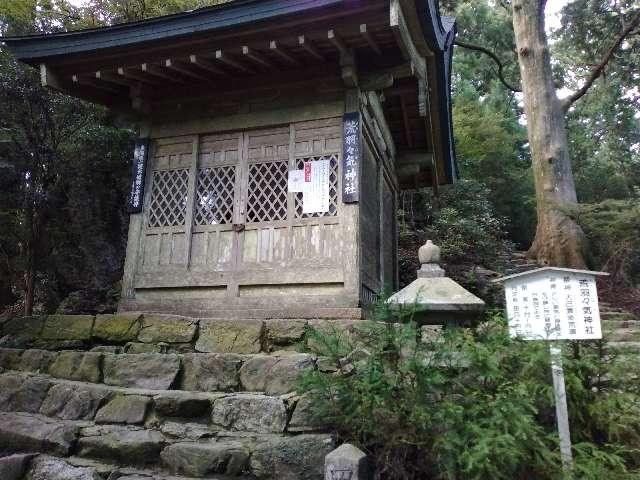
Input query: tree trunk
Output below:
<box><xmin>512</xmin><ymin>0</ymin><xmax>588</xmax><ymax>268</ymax></box>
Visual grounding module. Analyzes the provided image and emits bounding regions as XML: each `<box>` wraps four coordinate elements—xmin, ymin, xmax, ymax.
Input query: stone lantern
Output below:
<box><xmin>387</xmin><ymin>240</ymin><xmax>485</xmax><ymax>325</ymax></box>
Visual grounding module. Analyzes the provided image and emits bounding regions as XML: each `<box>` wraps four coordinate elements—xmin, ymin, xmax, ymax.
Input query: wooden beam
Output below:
<box><xmin>327</xmin><ymin>29</ymin><xmax>349</xmax><ymax>57</ymax></box>
<box><xmin>269</xmin><ymin>40</ymin><xmax>299</xmax><ymax>65</ymax></box>
<box><xmin>142</xmin><ymin>63</ymin><xmax>185</xmax><ymax>83</ymax></box>
<box><xmin>118</xmin><ymin>67</ymin><xmax>163</xmax><ymax>86</ymax></box>
<box><xmin>40</xmin><ymin>64</ymin><xmax>65</xmax><ymax>91</ymax></box>
<box><xmin>361</xmin><ymin>72</ymin><xmax>394</xmax><ymax>91</ymax></box>
<box><xmin>215</xmin><ymin>50</ymin><xmax>255</xmax><ymax>74</ymax></box>
<box><xmin>189</xmin><ymin>55</ymin><xmax>230</xmax><ymax>77</ymax></box>
<box><xmin>96</xmin><ymin>70</ymin><xmax>138</xmax><ymax>87</ymax></box>
<box><xmin>242</xmin><ymin>46</ymin><xmax>275</xmax><ymax>69</ymax></box>
<box><xmin>399</xmin><ymin>95</ymin><xmax>414</xmax><ymax>148</ymax></box>
<box><xmin>366</xmin><ymin>91</ymin><xmax>396</xmax><ymax>158</ymax></box>
<box><xmin>165</xmin><ymin>59</ymin><xmax>210</xmax><ymax>82</ymax></box>
<box><xmin>298</xmin><ymin>35</ymin><xmax>325</xmax><ymax>61</ymax></box>
<box><xmin>72</xmin><ymin>74</ymin><xmax>120</xmax><ymax>93</ymax></box>
<box><xmin>390</xmin><ymin>0</ymin><xmax>427</xmax><ymax>80</ymax></box>
<box><xmin>360</xmin><ymin>24</ymin><xmax>382</xmax><ymax>54</ymax></box>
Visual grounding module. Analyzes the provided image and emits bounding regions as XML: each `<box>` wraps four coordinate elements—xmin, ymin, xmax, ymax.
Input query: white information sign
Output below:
<box><xmin>503</xmin><ymin>269</ymin><xmax>603</xmax><ymax>341</ymax></box>
<box><xmin>287</xmin><ymin>170</ymin><xmax>307</xmax><ymax>192</ymax></box>
<box><xmin>301</xmin><ymin>160</ymin><xmax>330</xmax><ymax>214</ymax></box>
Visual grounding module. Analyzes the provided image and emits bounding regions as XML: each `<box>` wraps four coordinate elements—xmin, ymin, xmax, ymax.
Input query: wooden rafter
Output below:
<box><xmin>242</xmin><ymin>46</ymin><xmax>275</xmax><ymax>69</ymax></box>
<box><xmin>189</xmin><ymin>55</ymin><xmax>230</xmax><ymax>77</ymax></box>
<box><xmin>96</xmin><ymin>70</ymin><xmax>138</xmax><ymax>87</ymax></box>
<box><xmin>399</xmin><ymin>95</ymin><xmax>413</xmax><ymax>148</ymax></box>
<box><xmin>327</xmin><ymin>29</ymin><xmax>349</xmax><ymax>57</ymax></box>
<box><xmin>165</xmin><ymin>59</ymin><xmax>210</xmax><ymax>82</ymax></box>
<box><xmin>298</xmin><ymin>35</ymin><xmax>325</xmax><ymax>61</ymax></box>
<box><xmin>269</xmin><ymin>40</ymin><xmax>299</xmax><ymax>65</ymax></box>
<box><xmin>72</xmin><ymin>74</ymin><xmax>120</xmax><ymax>93</ymax></box>
<box><xmin>118</xmin><ymin>67</ymin><xmax>163</xmax><ymax>86</ymax></box>
<box><xmin>215</xmin><ymin>50</ymin><xmax>255</xmax><ymax>74</ymax></box>
<box><xmin>360</xmin><ymin>24</ymin><xmax>381</xmax><ymax>54</ymax></box>
<box><xmin>142</xmin><ymin>63</ymin><xmax>185</xmax><ymax>83</ymax></box>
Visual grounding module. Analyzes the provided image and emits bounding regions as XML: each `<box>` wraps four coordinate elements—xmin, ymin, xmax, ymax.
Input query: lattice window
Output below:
<box><xmin>194</xmin><ymin>166</ymin><xmax>236</xmax><ymax>226</ymax></box>
<box><xmin>294</xmin><ymin>154</ymin><xmax>339</xmax><ymax>218</ymax></box>
<box><xmin>246</xmin><ymin>161</ymin><xmax>288</xmax><ymax>223</ymax></box>
<box><xmin>148</xmin><ymin>169</ymin><xmax>189</xmax><ymax>228</ymax></box>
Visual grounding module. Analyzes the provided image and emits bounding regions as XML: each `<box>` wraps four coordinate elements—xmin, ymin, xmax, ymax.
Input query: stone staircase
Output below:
<box><xmin>0</xmin><ymin>313</ymin><xmax>347</xmax><ymax>480</ymax></box>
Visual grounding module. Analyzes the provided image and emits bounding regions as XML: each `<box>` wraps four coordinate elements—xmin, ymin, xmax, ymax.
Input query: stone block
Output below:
<box><xmin>103</xmin><ymin>353</ymin><xmax>180</xmax><ymax>390</ymax></box>
<box><xmin>0</xmin><ymin>453</ymin><xmax>35</xmax><ymax>480</ymax></box>
<box><xmin>159</xmin><ymin>421</ymin><xmax>213</xmax><ymax>440</ymax></box>
<box><xmin>196</xmin><ymin>319</ymin><xmax>263</xmax><ymax>354</ymax></box>
<box><xmin>0</xmin><ymin>412</ymin><xmax>79</xmax><ymax>456</ymax></box>
<box><xmin>289</xmin><ymin>393</ymin><xmax>322</xmax><ymax>432</ymax></box>
<box><xmin>40</xmin><ymin>315</ymin><xmax>94</xmax><ymax>341</ymax></box>
<box><xmin>77</xmin><ymin>425</ymin><xmax>166</xmax><ymax>466</ymax></box>
<box><xmin>95</xmin><ymin>394</ymin><xmax>150</xmax><ymax>424</ymax></box>
<box><xmin>265</xmin><ymin>319</ymin><xmax>308</xmax><ymax>351</ymax></box>
<box><xmin>93</xmin><ymin>313</ymin><xmax>142</xmax><ymax>342</ymax></box>
<box><xmin>19</xmin><ymin>349</ymin><xmax>55</xmax><ymax>373</ymax></box>
<box><xmin>48</xmin><ymin>351</ymin><xmax>102</xmax><ymax>383</ymax></box>
<box><xmin>0</xmin><ymin>374</ymin><xmax>51</xmax><ymax>413</ymax></box>
<box><xmin>0</xmin><ymin>348</ymin><xmax>22</xmax><ymax>370</ymax></box>
<box><xmin>124</xmin><ymin>342</ymin><xmax>166</xmax><ymax>354</ymax></box>
<box><xmin>1</xmin><ymin>316</ymin><xmax>44</xmax><ymax>344</ymax></box>
<box><xmin>27</xmin><ymin>455</ymin><xmax>101</xmax><ymax>480</ymax></box>
<box><xmin>138</xmin><ymin>315</ymin><xmax>197</xmax><ymax>344</ymax></box>
<box><xmin>251</xmin><ymin>434</ymin><xmax>334</xmax><ymax>480</ymax></box>
<box><xmin>210</xmin><ymin>394</ymin><xmax>287</xmax><ymax>433</ymax></box>
<box><xmin>325</xmin><ymin>443</ymin><xmax>369</xmax><ymax>480</ymax></box>
<box><xmin>40</xmin><ymin>383</ymin><xmax>112</xmax><ymax>420</ymax></box>
<box><xmin>161</xmin><ymin>441</ymin><xmax>249</xmax><ymax>476</ymax></box>
<box><xmin>240</xmin><ymin>354</ymin><xmax>315</xmax><ymax>395</ymax></box>
<box><xmin>90</xmin><ymin>345</ymin><xmax>122</xmax><ymax>354</ymax></box>
<box><xmin>153</xmin><ymin>392</ymin><xmax>212</xmax><ymax>418</ymax></box>
<box><xmin>181</xmin><ymin>353</ymin><xmax>242</xmax><ymax>392</ymax></box>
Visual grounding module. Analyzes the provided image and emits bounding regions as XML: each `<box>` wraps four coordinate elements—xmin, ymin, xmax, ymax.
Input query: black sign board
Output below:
<box><xmin>342</xmin><ymin>112</ymin><xmax>360</xmax><ymax>203</ymax></box>
<box><xmin>127</xmin><ymin>139</ymin><xmax>149</xmax><ymax>213</ymax></box>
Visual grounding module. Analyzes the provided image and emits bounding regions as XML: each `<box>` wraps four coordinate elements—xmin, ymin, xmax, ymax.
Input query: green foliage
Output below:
<box><xmin>577</xmin><ymin>200</ymin><xmax>640</xmax><ymax>285</ymax></box>
<box><xmin>299</xmin><ymin>311</ymin><xmax>640</xmax><ymax>479</ymax></box>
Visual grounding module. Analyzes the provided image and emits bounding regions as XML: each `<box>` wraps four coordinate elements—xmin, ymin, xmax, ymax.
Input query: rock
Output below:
<box><xmin>40</xmin><ymin>383</ymin><xmax>112</xmax><ymax>420</ymax></box>
<box><xmin>19</xmin><ymin>349</ymin><xmax>55</xmax><ymax>373</ymax></box>
<box><xmin>95</xmin><ymin>395</ymin><xmax>150</xmax><ymax>424</ymax></box>
<box><xmin>40</xmin><ymin>315</ymin><xmax>94</xmax><ymax>341</ymax></box>
<box><xmin>0</xmin><ymin>453</ymin><xmax>35</xmax><ymax>480</ymax></box>
<box><xmin>1</xmin><ymin>316</ymin><xmax>44</xmax><ymax>345</ymax></box>
<box><xmin>93</xmin><ymin>313</ymin><xmax>142</xmax><ymax>342</ymax></box>
<box><xmin>325</xmin><ymin>443</ymin><xmax>369</xmax><ymax>480</ymax></box>
<box><xmin>159</xmin><ymin>421</ymin><xmax>213</xmax><ymax>440</ymax></box>
<box><xmin>27</xmin><ymin>455</ymin><xmax>102</xmax><ymax>480</ymax></box>
<box><xmin>288</xmin><ymin>394</ymin><xmax>321</xmax><ymax>432</ymax></box>
<box><xmin>89</xmin><ymin>345</ymin><xmax>122</xmax><ymax>354</ymax></box>
<box><xmin>77</xmin><ymin>425</ymin><xmax>165</xmax><ymax>466</ymax></box>
<box><xmin>181</xmin><ymin>353</ymin><xmax>242</xmax><ymax>392</ymax></box>
<box><xmin>265</xmin><ymin>319</ymin><xmax>307</xmax><ymax>351</ymax></box>
<box><xmin>125</xmin><ymin>342</ymin><xmax>166</xmax><ymax>354</ymax></box>
<box><xmin>103</xmin><ymin>353</ymin><xmax>180</xmax><ymax>390</ymax></box>
<box><xmin>0</xmin><ymin>412</ymin><xmax>79</xmax><ymax>455</ymax></box>
<box><xmin>0</xmin><ymin>348</ymin><xmax>22</xmax><ymax>370</ymax></box>
<box><xmin>161</xmin><ymin>441</ymin><xmax>249</xmax><ymax>476</ymax></box>
<box><xmin>0</xmin><ymin>374</ymin><xmax>51</xmax><ymax>413</ymax></box>
<box><xmin>48</xmin><ymin>351</ymin><xmax>102</xmax><ymax>383</ymax></box>
<box><xmin>153</xmin><ymin>392</ymin><xmax>212</xmax><ymax>418</ymax></box>
<box><xmin>211</xmin><ymin>394</ymin><xmax>287</xmax><ymax>433</ymax></box>
<box><xmin>138</xmin><ymin>315</ymin><xmax>197</xmax><ymax>344</ymax></box>
<box><xmin>240</xmin><ymin>354</ymin><xmax>315</xmax><ymax>395</ymax></box>
<box><xmin>196</xmin><ymin>319</ymin><xmax>263</xmax><ymax>354</ymax></box>
<box><xmin>251</xmin><ymin>434</ymin><xmax>334</xmax><ymax>480</ymax></box>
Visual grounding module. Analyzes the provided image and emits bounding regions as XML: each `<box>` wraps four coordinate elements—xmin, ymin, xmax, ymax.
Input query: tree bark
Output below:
<box><xmin>511</xmin><ymin>0</ymin><xmax>588</xmax><ymax>268</ymax></box>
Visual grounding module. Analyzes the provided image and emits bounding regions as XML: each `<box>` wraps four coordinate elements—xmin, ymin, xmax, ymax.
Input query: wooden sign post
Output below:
<box><xmin>493</xmin><ymin>267</ymin><xmax>609</xmax><ymax>471</ymax></box>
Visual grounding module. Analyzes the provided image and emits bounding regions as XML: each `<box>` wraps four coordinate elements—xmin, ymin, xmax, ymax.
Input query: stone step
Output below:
<box><xmin>0</xmin><ymin>347</ymin><xmax>318</xmax><ymax>396</ymax></box>
<box><xmin>606</xmin><ymin>342</ymin><xmax>640</xmax><ymax>353</ymax></box>
<box><xmin>0</xmin><ymin>372</ymin><xmax>317</xmax><ymax>435</ymax></box>
<box><xmin>604</xmin><ymin>329</ymin><xmax>640</xmax><ymax>342</ymax></box>
<box><xmin>0</xmin><ymin>412</ymin><xmax>332</xmax><ymax>479</ymax></box>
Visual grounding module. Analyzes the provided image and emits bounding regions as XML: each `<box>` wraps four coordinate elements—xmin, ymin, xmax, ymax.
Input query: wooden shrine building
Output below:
<box><xmin>2</xmin><ymin>0</ymin><xmax>457</xmax><ymax>318</ymax></box>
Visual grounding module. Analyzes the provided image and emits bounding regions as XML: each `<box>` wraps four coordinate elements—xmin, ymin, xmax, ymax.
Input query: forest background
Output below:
<box><xmin>0</xmin><ymin>0</ymin><xmax>638</xmax><ymax>316</ymax></box>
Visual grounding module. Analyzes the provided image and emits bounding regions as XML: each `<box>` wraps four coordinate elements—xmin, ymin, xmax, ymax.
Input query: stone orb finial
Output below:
<box><xmin>418</xmin><ymin>240</ymin><xmax>440</xmax><ymax>265</ymax></box>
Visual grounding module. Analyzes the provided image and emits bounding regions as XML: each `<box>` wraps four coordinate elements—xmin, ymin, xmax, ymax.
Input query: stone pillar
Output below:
<box><xmin>325</xmin><ymin>443</ymin><xmax>369</xmax><ymax>480</ymax></box>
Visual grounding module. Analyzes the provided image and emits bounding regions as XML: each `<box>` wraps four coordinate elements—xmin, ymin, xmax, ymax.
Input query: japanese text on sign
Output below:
<box><xmin>342</xmin><ymin>112</ymin><xmax>360</xmax><ymax>203</ymax></box>
<box><xmin>302</xmin><ymin>160</ymin><xmax>330</xmax><ymax>214</ymax></box>
<box><xmin>504</xmin><ymin>271</ymin><xmax>602</xmax><ymax>341</ymax></box>
<box><xmin>128</xmin><ymin>139</ymin><xmax>149</xmax><ymax>213</ymax></box>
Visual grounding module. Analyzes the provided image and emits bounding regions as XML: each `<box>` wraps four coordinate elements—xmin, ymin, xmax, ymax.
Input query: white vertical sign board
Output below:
<box><xmin>302</xmin><ymin>159</ymin><xmax>330</xmax><ymax>214</ymax></box>
<box><xmin>503</xmin><ymin>270</ymin><xmax>602</xmax><ymax>341</ymax></box>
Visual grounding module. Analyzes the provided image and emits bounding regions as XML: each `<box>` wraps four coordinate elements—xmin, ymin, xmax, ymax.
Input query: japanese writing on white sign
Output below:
<box><xmin>128</xmin><ymin>139</ymin><xmax>149</xmax><ymax>213</ymax></box>
<box><xmin>503</xmin><ymin>270</ymin><xmax>602</xmax><ymax>341</ymax></box>
<box><xmin>301</xmin><ymin>159</ymin><xmax>330</xmax><ymax>214</ymax></box>
<box><xmin>342</xmin><ymin>112</ymin><xmax>360</xmax><ymax>203</ymax></box>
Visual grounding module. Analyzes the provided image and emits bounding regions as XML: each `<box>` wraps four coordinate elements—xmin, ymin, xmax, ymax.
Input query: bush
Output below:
<box><xmin>299</xmin><ymin>310</ymin><xmax>640</xmax><ymax>479</ymax></box>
